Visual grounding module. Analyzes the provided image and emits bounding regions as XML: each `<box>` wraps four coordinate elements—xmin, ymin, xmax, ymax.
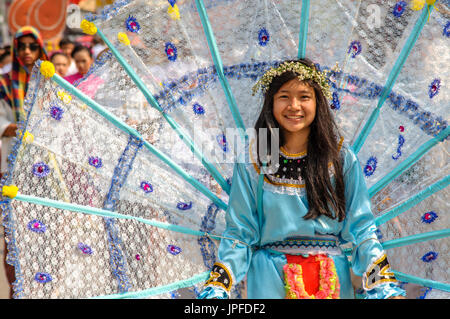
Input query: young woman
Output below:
<box><xmin>64</xmin><ymin>45</ymin><xmax>94</xmax><ymax>84</ymax></box>
<box><xmin>198</xmin><ymin>59</ymin><xmax>406</xmax><ymax>299</ymax></box>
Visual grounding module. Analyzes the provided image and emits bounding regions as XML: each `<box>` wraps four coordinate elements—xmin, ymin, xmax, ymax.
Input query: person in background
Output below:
<box><xmin>50</xmin><ymin>52</ymin><xmax>70</xmax><ymax>77</ymax></box>
<box><xmin>64</xmin><ymin>45</ymin><xmax>94</xmax><ymax>85</ymax></box>
<box><xmin>59</xmin><ymin>37</ymin><xmax>77</xmax><ymax>76</ymax></box>
<box><xmin>0</xmin><ymin>46</ymin><xmax>12</xmax><ymax>75</ymax></box>
<box><xmin>0</xmin><ymin>26</ymin><xmax>48</xmax><ymax>299</ymax></box>
<box><xmin>91</xmin><ymin>35</ymin><xmax>107</xmax><ymax>60</ymax></box>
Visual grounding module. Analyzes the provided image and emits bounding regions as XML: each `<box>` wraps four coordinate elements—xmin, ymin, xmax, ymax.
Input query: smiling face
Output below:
<box><xmin>272</xmin><ymin>78</ymin><xmax>316</xmax><ymax>139</ymax></box>
<box><xmin>17</xmin><ymin>35</ymin><xmax>41</xmax><ymax>70</ymax></box>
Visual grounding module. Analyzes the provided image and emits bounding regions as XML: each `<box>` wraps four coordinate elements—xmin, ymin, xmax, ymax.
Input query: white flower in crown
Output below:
<box><xmin>252</xmin><ymin>61</ymin><xmax>334</xmax><ymax>100</ymax></box>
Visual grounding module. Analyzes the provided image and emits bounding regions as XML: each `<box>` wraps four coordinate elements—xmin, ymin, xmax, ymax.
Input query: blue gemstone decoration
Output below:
<box><xmin>27</xmin><ymin>219</ymin><xmax>46</xmax><ymax>233</ymax></box>
<box><xmin>348</xmin><ymin>40</ymin><xmax>362</xmax><ymax>58</ymax></box>
<box><xmin>364</xmin><ymin>156</ymin><xmax>377</xmax><ymax>177</ymax></box>
<box><xmin>421</xmin><ymin>211</ymin><xmax>438</xmax><ymax>224</ymax></box>
<box><xmin>167</xmin><ymin>245</ymin><xmax>182</xmax><ymax>255</ymax></box>
<box><xmin>168</xmin><ymin>0</ymin><xmax>177</xmax><ymax>6</ymax></box>
<box><xmin>177</xmin><ymin>201</ymin><xmax>193</xmax><ymax>210</ymax></box>
<box><xmin>393</xmin><ymin>1</ymin><xmax>407</xmax><ymax>17</ymax></box>
<box><xmin>428</xmin><ymin>79</ymin><xmax>440</xmax><ymax>99</ymax></box>
<box><xmin>35</xmin><ymin>272</ymin><xmax>52</xmax><ymax>284</ymax></box>
<box><xmin>50</xmin><ymin>105</ymin><xmax>64</xmax><ymax>121</ymax></box>
<box><xmin>165</xmin><ymin>42</ymin><xmax>178</xmax><ymax>62</ymax></box>
<box><xmin>444</xmin><ymin>21</ymin><xmax>450</xmax><ymax>37</ymax></box>
<box><xmin>421</xmin><ymin>251</ymin><xmax>438</xmax><ymax>263</ymax></box>
<box><xmin>331</xmin><ymin>91</ymin><xmax>340</xmax><ymax>110</ymax></box>
<box><xmin>78</xmin><ymin>243</ymin><xmax>93</xmax><ymax>255</ymax></box>
<box><xmin>258</xmin><ymin>28</ymin><xmax>270</xmax><ymax>46</ymax></box>
<box><xmin>125</xmin><ymin>15</ymin><xmax>140</xmax><ymax>33</ymax></box>
<box><xmin>217</xmin><ymin>134</ymin><xmax>228</xmax><ymax>152</ymax></box>
<box><xmin>392</xmin><ymin>134</ymin><xmax>405</xmax><ymax>161</ymax></box>
<box><xmin>193</xmin><ymin>103</ymin><xmax>205</xmax><ymax>115</ymax></box>
<box><xmin>88</xmin><ymin>156</ymin><xmax>102</xmax><ymax>168</ymax></box>
<box><xmin>140</xmin><ymin>181</ymin><xmax>153</xmax><ymax>193</ymax></box>
<box><xmin>32</xmin><ymin>162</ymin><xmax>50</xmax><ymax>178</ymax></box>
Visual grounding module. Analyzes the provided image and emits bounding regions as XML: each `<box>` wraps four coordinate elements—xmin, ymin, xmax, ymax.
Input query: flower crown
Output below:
<box><xmin>252</xmin><ymin>61</ymin><xmax>333</xmax><ymax>100</ymax></box>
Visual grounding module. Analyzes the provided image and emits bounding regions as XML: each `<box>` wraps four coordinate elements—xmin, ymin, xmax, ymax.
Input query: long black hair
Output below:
<box><xmin>254</xmin><ymin>58</ymin><xmax>346</xmax><ymax>221</ymax></box>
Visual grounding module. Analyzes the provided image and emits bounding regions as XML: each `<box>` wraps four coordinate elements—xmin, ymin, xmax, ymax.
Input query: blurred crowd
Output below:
<box><xmin>1</xmin><ymin>31</ymin><xmax>107</xmax><ymax>83</ymax></box>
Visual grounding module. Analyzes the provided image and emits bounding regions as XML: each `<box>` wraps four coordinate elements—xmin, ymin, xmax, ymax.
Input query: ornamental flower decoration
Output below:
<box><xmin>88</xmin><ymin>156</ymin><xmax>103</xmax><ymax>168</ymax></box>
<box><xmin>50</xmin><ymin>105</ymin><xmax>64</xmax><ymax>121</ymax></box>
<box><xmin>421</xmin><ymin>251</ymin><xmax>438</xmax><ymax>263</ymax></box>
<box><xmin>193</xmin><ymin>103</ymin><xmax>205</xmax><ymax>115</ymax></box>
<box><xmin>35</xmin><ymin>272</ymin><xmax>52</xmax><ymax>283</ymax></box>
<box><xmin>364</xmin><ymin>156</ymin><xmax>377</xmax><ymax>177</ymax></box>
<box><xmin>27</xmin><ymin>219</ymin><xmax>46</xmax><ymax>233</ymax></box>
<box><xmin>393</xmin><ymin>1</ymin><xmax>407</xmax><ymax>17</ymax></box>
<box><xmin>421</xmin><ymin>211</ymin><xmax>438</xmax><ymax>224</ymax></box>
<box><xmin>348</xmin><ymin>40</ymin><xmax>362</xmax><ymax>58</ymax></box>
<box><xmin>177</xmin><ymin>201</ymin><xmax>193</xmax><ymax>210</ymax></box>
<box><xmin>32</xmin><ymin>162</ymin><xmax>50</xmax><ymax>178</ymax></box>
<box><xmin>165</xmin><ymin>42</ymin><xmax>178</xmax><ymax>62</ymax></box>
<box><xmin>125</xmin><ymin>15</ymin><xmax>140</xmax><ymax>33</ymax></box>
<box><xmin>167</xmin><ymin>245</ymin><xmax>182</xmax><ymax>255</ymax></box>
<box><xmin>140</xmin><ymin>181</ymin><xmax>153</xmax><ymax>193</ymax></box>
<box><xmin>258</xmin><ymin>28</ymin><xmax>270</xmax><ymax>46</ymax></box>
<box><xmin>428</xmin><ymin>78</ymin><xmax>440</xmax><ymax>99</ymax></box>
<box><xmin>78</xmin><ymin>243</ymin><xmax>93</xmax><ymax>255</ymax></box>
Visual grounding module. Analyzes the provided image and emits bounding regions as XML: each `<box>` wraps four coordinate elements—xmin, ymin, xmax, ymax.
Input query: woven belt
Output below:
<box><xmin>261</xmin><ymin>235</ymin><xmax>342</xmax><ymax>256</ymax></box>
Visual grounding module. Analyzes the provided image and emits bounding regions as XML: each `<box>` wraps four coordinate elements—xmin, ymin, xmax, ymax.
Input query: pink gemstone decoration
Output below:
<box><xmin>399</xmin><ymin>125</ymin><xmax>404</xmax><ymax>132</ymax></box>
<box><xmin>135</xmin><ymin>254</ymin><xmax>141</xmax><ymax>260</ymax></box>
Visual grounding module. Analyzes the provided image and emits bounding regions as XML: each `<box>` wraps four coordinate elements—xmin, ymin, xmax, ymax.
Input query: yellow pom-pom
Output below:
<box><xmin>168</xmin><ymin>4</ymin><xmax>180</xmax><ymax>20</ymax></box>
<box><xmin>23</xmin><ymin>131</ymin><xmax>34</xmax><ymax>144</ymax></box>
<box><xmin>426</xmin><ymin>0</ymin><xmax>436</xmax><ymax>5</ymax></box>
<box><xmin>118</xmin><ymin>32</ymin><xmax>130</xmax><ymax>46</ymax></box>
<box><xmin>80</xmin><ymin>19</ymin><xmax>97</xmax><ymax>35</ymax></box>
<box><xmin>40</xmin><ymin>61</ymin><xmax>55</xmax><ymax>78</ymax></box>
<box><xmin>410</xmin><ymin>0</ymin><xmax>425</xmax><ymax>10</ymax></box>
<box><xmin>2</xmin><ymin>185</ymin><xmax>18</xmax><ymax>198</ymax></box>
<box><xmin>57</xmin><ymin>91</ymin><xmax>72</xmax><ymax>104</ymax></box>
